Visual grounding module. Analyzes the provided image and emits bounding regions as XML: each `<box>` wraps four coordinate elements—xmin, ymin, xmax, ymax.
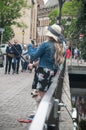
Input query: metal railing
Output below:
<box><xmin>29</xmin><ymin>61</ymin><xmax>65</xmax><ymax>130</ymax></box>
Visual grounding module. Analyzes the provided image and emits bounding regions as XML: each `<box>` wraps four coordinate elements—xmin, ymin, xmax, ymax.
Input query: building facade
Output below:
<box><xmin>12</xmin><ymin>0</ymin><xmax>34</xmax><ymax>44</ymax></box>
<box><xmin>12</xmin><ymin>0</ymin><xmax>59</xmax><ymax>45</ymax></box>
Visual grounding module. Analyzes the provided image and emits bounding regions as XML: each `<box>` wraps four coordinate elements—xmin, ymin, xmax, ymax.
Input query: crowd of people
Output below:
<box><xmin>5</xmin><ymin>39</ymin><xmax>22</xmax><ymax>74</ymax></box>
<box><xmin>65</xmin><ymin>44</ymin><xmax>82</xmax><ymax>65</ymax></box>
<box><xmin>4</xmin><ymin>39</ymin><xmax>38</xmax><ymax>75</ymax></box>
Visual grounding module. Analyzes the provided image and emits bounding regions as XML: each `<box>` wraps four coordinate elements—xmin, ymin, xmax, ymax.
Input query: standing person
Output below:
<box><xmin>28</xmin><ymin>24</ymin><xmax>64</xmax><ymax>119</ymax></box>
<box><xmin>74</xmin><ymin>47</ymin><xmax>78</xmax><ymax>59</ymax></box>
<box><xmin>65</xmin><ymin>46</ymin><xmax>71</xmax><ymax>65</ymax></box>
<box><xmin>21</xmin><ymin>45</ymin><xmax>29</xmax><ymax>72</ymax></box>
<box><xmin>29</xmin><ymin>40</ymin><xmax>38</xmax><ymax>73</ymax></box>
<box><xmin>12</xmin><ymin>39</ymin><xmax>22</xmax><ymax>74</ymax></box>
<box><xmin>5</xmin><ymin>42</ymin><xmax>14</xmax><ymax>74</ymax></box>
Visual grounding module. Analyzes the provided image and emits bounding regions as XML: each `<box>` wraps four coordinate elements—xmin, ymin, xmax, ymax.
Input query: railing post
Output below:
<box><xmin>54</xmin><ymin>99</ymin><xmax>59</xmax><ymax>119</ymax></box>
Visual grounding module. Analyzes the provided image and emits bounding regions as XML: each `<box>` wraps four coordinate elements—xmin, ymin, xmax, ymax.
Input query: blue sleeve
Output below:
<box><xmin>6</xmin><ymin>46</ymin><xmax>10</xmax><ymax>53</ymax></box>
<box><xmin>28</xmin><ymin>43</ymin><xmax>45</xmax><ymax>61</ymax></box>
<box><xmin>6</xmin><ymin>47</ymin><xmax>8</xmax><ymax>53</ymax></box>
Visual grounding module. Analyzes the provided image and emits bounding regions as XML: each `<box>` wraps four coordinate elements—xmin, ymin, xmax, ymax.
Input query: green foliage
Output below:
<box><xmin>3</xmin><ymin>26</ymin><xmax>14</xmax><ymax>42</ymax></box>
<box><xmin>0</xmin><ymin>0</ymin><xmax>28</xmax><ymax>27</ymax></box>
<box><xmin>62</xmin><ymin>0</ymin><xmax>81</xmax><ymax>17</ymax></box>
<box><xmin>48</xmin><ymin>9</ymin><xmax>59</xmax><ymax>25</ymax></box>
<box><xmin>0</xmin><ymin>0</ymin><xmax>30</xmax><ymax>43</ymax></box>
<box><xmin>73</xmin><ymin>1</ymin><xmax>86</xmax><ymax>59</ymax></box>
<box><xmin>48</xmin><ymin>0</ymin><xmax>82</xmax><ymax>26</ymax></box>
<box><xmin>48</xmin><ymin>0</ymin><xmax>86</xmax><ymax>59</ymax></box>
<box><xmin>17</xmin><ymin>22</ymin><xmax>28</xmax><ymax>29</ymax></box>
<box><xmin>64</xmin><ymin>19</ymin><xmax>77</xmax><ymax>38</ymax></box>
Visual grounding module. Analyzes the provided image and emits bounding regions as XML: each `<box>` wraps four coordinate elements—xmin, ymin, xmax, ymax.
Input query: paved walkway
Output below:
<box><xmin>0</xmin><ymin>67</ymin><xmax>35</xmax><ymax>130</ymax></box>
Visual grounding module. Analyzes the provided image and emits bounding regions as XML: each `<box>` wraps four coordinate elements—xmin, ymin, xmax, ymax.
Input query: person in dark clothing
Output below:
<box><xmin>12</xmin><ymin>39</ymin><xmax>22</xmax><ymax>74</ymax></box>
<box><xmin>5</xmin><ymin>42</ymin><xmax>14</xmax><ymax>74</ymax></box>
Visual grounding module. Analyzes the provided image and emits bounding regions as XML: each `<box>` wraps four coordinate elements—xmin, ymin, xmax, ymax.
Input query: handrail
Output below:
<box><xmin>29</xmin><ymin>75</ymin><xmax>59</xmax><ymax>130</ymax></box>
<box><xmin>29</xmin><ymin>63</ymin><xmax>65</xmax><ymax>130</ymax></box>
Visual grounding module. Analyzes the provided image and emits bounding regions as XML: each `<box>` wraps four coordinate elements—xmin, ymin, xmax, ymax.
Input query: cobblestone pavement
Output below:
<box><xmin>0</xmin><ymin>67</ymin><xmax>35</xmax><ymax>130</ymax></box>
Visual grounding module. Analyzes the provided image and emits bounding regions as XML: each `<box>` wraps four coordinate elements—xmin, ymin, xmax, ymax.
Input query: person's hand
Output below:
<box><xmin>33</xmin><ymin>61</ymin><xmax>39</xmax><ymax>67</ymax></box>
<box><xmin>28</xmin><ymin>63</ymin><xmax>33</xmax><ymax>69</ymax></box>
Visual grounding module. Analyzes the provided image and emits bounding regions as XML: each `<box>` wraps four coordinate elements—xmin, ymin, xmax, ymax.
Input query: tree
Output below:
<box><xmin>75</xmin><ymin>1</ymin><xmax>86</xmax><ymax>60</ymax></box>
<box><xmin>48</xmin><ymin>0</ymin><xmax>86</xmax><ymax>59</ymax></box>
<box><xmin>48</xmin><ymin>0</ymin><xmax>81</xmax><ymax>38</ymax></box>
<box><xmin>0</xmin><ymin>0</ymin><xmax>31</xmax><ymax>43</ymax></box>
<box><xmin>48</xmin><ymin>9</ymin><xmax>59</xmax><ymax>25</ymax></box>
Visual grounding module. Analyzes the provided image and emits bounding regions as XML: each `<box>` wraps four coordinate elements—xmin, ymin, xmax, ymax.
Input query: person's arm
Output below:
<box><xmin>6</xmin><ymin>46</ymin><xmax>12</xmax><ymax>54</ymax></box>
<box><xmin>28</xmin><ymin>43</ymin><xmax>45</xmax><ymax>61</ymax></box>
<box><xmin>23</xmin><ymin>50</ymin><xmax>28</xmax><ymax>55</ymax></box>
<box><xmin>6</xmin><ymin>46</ymin><xmax>9</xmax><ymax>53</ymax></box>
<box><xmin>19</xmin><ymin>45</ymin><xmax>22</xmax><ymax>55</ymax></box>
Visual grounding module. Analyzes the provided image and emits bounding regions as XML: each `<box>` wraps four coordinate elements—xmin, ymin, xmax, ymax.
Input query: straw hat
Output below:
<box><xmin>46</xmin><ymin>24</ymin><xmax>62</xmax><ymax>42</ymax></box>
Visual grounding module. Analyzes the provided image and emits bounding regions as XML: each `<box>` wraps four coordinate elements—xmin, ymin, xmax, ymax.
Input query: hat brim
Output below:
<box><xmin>46</xmin><ymin>31</ymin><xmax>58</xmax><ymax>42</ymax></box>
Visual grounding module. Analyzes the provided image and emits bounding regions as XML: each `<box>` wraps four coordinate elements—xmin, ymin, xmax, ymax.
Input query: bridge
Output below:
<box><xmin>0</xmin><ymin>59</ymin><xmax>86</xmax><ymax>130</ymax></box>
<box><xmin>28</xmin><ymin>59</ymin><xmax>86</xmax><ymax>130</ymax></box>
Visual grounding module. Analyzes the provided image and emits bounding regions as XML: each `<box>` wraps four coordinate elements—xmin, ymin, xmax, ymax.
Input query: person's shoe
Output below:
<box><xmin>29</xmin><ymin>69</ymin><xmax>32</xmax><ymax>73</ymax></box>
<box><xmin>17</xmin><ymin>114</ymin><xmax>35</xmax><ymax>123</ymax></box>
<box><xmin>8</xmin><ymin>72</ymin><xmax>10</xmax><ymax>74</ymax></box>
<box><xmin>31</xmin><ymin>89</ymin><xmax>39</xmax><ymax>98</ymax></box>
<box><xmin>27</xmin><ymin>114</ymin><xmax>35</xmax><ymax>121</ymax></box>
<box><xmin>4</xmin><ymin>72</ymin><xmax>7</xmax><ymax>74</ymax></box>
<box><xmin>12</xmin><ymin>72</ymin><xmax>15</xmax><ymax>74</ymax></box>
<box><xmin>16</xmin><ymin>71</ymin><xmax>19</xmax><ymax>74</ymax></box>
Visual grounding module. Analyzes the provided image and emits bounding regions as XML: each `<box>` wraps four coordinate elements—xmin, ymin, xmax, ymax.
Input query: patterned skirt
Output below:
<box><xmin>32</xmin><ymin>67</ymin><xmax>55</xmax><ymax>92</ymax></box>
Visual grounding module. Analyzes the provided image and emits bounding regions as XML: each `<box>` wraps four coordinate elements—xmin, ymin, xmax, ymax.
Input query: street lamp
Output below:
<box><xmin>22</xmin><ymin>29</ymin><xmax>25</xmax><ymax>45</ymax></box>
<box><xmin>58</xmin><ymin>0</ymin><xmax>65</xmax><ymax>25</ymax></box>
<box><xmin>66</xmin><ymin>17</ymin><xmax>71</xmax><ymax>26</ymax></box>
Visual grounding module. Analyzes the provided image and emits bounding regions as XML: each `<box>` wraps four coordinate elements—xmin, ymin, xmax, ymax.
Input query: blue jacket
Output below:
<box><xmin>28</xmin><ymin>41</ymin><xmax>57</xmax><ymax>70</ymax></box>
<box><xmin>6</xmin><ymin>45</ymin><xmax>13</xmax><ymax>55</ymax></box>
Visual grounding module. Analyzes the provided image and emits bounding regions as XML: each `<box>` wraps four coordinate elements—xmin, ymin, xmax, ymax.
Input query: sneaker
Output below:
<box><xmin>12</xmin><ymin>71</ymin><xmax>15</xmax><ymax>74</ymax></box>
<box><xmin>31</xmin><ymin>89</ymin><xmax>39</xmax><ymax>98</ymax></box>
<box><xmin>16</xmin><ymin>71</ymin><xmax>19</xmax><ymax>74</ymax></box>
<box><xmin>29</xmin><ymin>69</ymin><xmax>32</xmax><ymax>73</ymax></box>
<box><xmin>27</xmin><ymin>114</ymin><xmax>35</xmax><ymax>121</ymax></box>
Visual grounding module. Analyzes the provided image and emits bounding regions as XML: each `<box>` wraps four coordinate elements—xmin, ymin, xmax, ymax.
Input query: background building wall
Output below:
<box><xmin>12</xmin><ymin>0</ymin><xmax>32</xmax><ymax>44</ymax></box>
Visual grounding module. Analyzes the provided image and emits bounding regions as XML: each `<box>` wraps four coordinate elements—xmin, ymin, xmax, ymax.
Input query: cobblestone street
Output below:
<box><xmin>0</xmin><ymin>67</ymin><xmax>35</xmax><ymax>130</ymax></box>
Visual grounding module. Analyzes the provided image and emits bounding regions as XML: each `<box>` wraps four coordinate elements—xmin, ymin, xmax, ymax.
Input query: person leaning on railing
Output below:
<box><xmin>27</xmin><ymin>24</ymin><xmax>65</xmax><ymax>121</ymax></box>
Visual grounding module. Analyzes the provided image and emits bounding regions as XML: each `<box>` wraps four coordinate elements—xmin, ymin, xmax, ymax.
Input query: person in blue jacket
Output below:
<box><xmin>28</xmin><ymin>24</ymin><xmax>64</xmax><ymax>113</ymax></box>
<box><xmin>29</xmin><ymin>40</ymin><xmax>38</xmax><ymax>73</ymax></box>
<box><xmin>5</xmin><ymin>41</ymin><xmax>14</xmax><ymax>74</ymax></box>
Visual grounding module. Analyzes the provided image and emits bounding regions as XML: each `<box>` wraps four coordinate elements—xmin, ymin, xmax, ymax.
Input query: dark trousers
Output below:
<box><xmin>5</xmin><ymin>56</ymin><xmax>12</xmax><ymax>73</ymax></box>
<box><xmin>12</xmin><ymin>57</ymin><xmax>21</xmax><ymax>73</ymax></box>
<box><xmin>21</xmin><ymin>61</ymin><xmax>27</xmax><ymax>71</ymax></box>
